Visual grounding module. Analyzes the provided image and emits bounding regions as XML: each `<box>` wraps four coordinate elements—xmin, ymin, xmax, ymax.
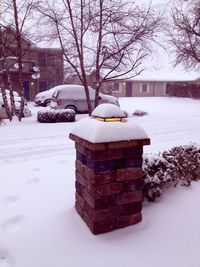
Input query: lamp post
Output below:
<box><xmin>31</xmin><ymin>66</ymin><xmax>40</xmax><ymax>94</ymax></box>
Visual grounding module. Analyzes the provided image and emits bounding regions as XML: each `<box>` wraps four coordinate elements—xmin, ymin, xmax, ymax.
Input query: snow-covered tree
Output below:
<box><xmin>170</xmin><ymin>0</ymin><xmax>200</xmax><ymax>70</ymax></box>
<box><xmin>0</xmin><ymin>0</ymin><xmax>37</xmax><ymax>121</ymax></box>
<box><xmin>36</xmin><ymin>0</ymin><xmax>162</xmax><ymax>114</ymax></box>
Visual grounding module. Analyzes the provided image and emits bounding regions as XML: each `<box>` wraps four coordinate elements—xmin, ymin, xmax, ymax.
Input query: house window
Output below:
<box><xmin>39</xmin><ymin>80</ymin><xmax>48</xmax><ymax>92</ymax></box>
<box><xmin>113</xmin><ymin>82</ymin><xmax>119</xmax><ymax>92</ymax></box>
<box><xmin>140</xmin><ymin>83</ymin><xmax>149</xmax><ymax>93</ymax></box>
<box><xmin>46</xmin><ymin>53</ymin><xmax>55</xmax><ymax>67</ymax></box>
<box><xmin>38</xmin><ymin>52</ymin><xmax>46</xmax><ymax>67</ymax></box>
<box><xmin>48</xmin><ymin>80</ymin><xmax>56</xmax><ymax>89</ymax></box>
<box><xmin>38</xmin><ymin>53</ymin><xmax>56</xmax><ymax>67</ymax></box>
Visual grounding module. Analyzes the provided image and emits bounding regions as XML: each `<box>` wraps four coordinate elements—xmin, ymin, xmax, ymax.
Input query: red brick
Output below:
<box><xmin>75</xmin><ymin>160</ymin><xmax>86</xmax><ymax>176</ymax></box>
<box><xmin>84</xmin><ymin>204</ymin><xmax>122</xmax><ymax>222</ymax></box>
<box><xmin>116</xmin><ymin>191</ymin><xmax>142</xmax><ymax>205</ymax></box>
<box><xmin>90</xmin><ymin>172</ymin><xmax>115</xmax><ymax>185</ymax></box>
<box><xmin>76</xmin><ymin>147</ymin><xmax>143</xmax><ymax>161</ymax></box>
<box><xmin>76</xmin><ymin>160</ymin><xmax>114</xmax><ymax>184</ymax></box>
<box><xmin>116</xmin><ymin>212</ymin><xmax>142</xmax><ymax>228</ymax></box>
<box><xmin>76</xmin><ymin>170</ymin><xmax>86</xmax><ymax>186</ymax></box>
<box><xmin>83</xmin><ymin>213</ymin><xmax>142</xmax><ymax>234</ymax></box>
<box><xmin>76</xmin><ymin>160</ymin><xmax>144</xmax><ymax>184</ymax></box>
<box><xmin>75</xmin><ymin>143</ymin><xmax>86</xmax><ymax>155</ymax></box>
<box><xmin>121</xmin><ymin>202</ymin><xmax>142</xmax><ymax>215</ymax></box>
<box><xmin>123</xmin><ymin>179</ymin><xmax>144</xmax><ymax>192</ymax></box>
<box><xmin>108</xmin><ymin>140</ymin><xmax>150</xmax><ymax>149</ymax></box>
<box><xmin>85</xmin><ymin>181</ymin><xmax>123</xmax><ymax>197</ymax></box>
<box><xmin>75</xmin><ymin>181</ymin><xmax>84</xmax><ymax>196</ymax></box>
<box><xmin>82</xmin><ymin>189</ymin><xmax>117</xmax><ymax>209</ymax></box>
<box><xmin>75</xmin><ymin>201</ymin><xmax>84</xmax><ymax>217</ymax></box>
<box><xmin>69</xmin><ymin>134</ymin><xmax>150</xmax><ymax>151</ymax></box>
<box><xmin>116</xmin><ymin>168</ymin><xmax>143</xmax><ymax>181</ymax></box>
<box><xmin>75</xmin><ymin>192</ymin><xmax>85</xmax><ymax>208</ymax></box>
<box><xmin>87</xmin><ymin>217</ymin><xmax>116</xmax><ymax>235</ymax></box>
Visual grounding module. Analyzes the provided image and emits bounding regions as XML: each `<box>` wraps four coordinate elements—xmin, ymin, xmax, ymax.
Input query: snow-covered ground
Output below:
<box><xmin>0</xmin><ymin>97</ymin><xmax>200</xmax><ymax>267</ymax></box>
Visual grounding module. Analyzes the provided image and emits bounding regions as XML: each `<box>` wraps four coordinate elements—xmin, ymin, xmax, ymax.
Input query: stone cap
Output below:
<box><xmin>70</xmin><ymin>117</ymin><xmax>150</xmax><ymax>144</ymax></box>
<box><xmin>69</xmin><ymin>133</ymin><xmax>150</xmax><ymax>151</ymax></box>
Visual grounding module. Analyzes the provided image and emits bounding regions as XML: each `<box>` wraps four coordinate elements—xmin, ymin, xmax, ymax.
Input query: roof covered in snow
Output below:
<box><xmin>129</xmin><ymin>69</ymin><xmax>200</xmax><ymax>82</ymax></box>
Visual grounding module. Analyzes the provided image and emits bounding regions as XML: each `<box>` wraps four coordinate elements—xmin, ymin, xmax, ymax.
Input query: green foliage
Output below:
<box><xmin>143</xmin><ymin>144</ymin><xmax>200</xmax><ymax>202</ymax></box>
<box><xmin>56</xmin><ymin>109</ymin><xmax>76</xmax><ymax>122</ymax></box>
<box><xmin>37</xmin><ymin>109</ymin><xmax>75</xmax><ymax>123</ymax></box>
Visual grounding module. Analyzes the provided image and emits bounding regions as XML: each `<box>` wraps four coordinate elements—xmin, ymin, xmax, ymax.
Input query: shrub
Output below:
<box><xmin>37</xmin><ymin>109</ymin><xmax>75</xmax><ymax>123</ymax></box>
<box><xmin>143</xmin><ymin>144</ymin><xmax>200</xmax><ymax>202</ymax></box>
<box><xmin>56</xmin><ymin>109</ymin><xmax>75</xmax><ymax>122</ymax></box>
<box><xmin>133</xmin><ymin>110</ymin><xmax>148</xmax><ymax>116</ymax></box>
<box><xmin>37</xmin><ymin>110</ymin><xmax>57</xmax><ymax>123</ymax></box>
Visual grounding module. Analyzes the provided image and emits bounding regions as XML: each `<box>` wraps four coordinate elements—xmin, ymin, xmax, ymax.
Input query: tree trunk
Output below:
<box><xmin>94</xmin><ymin>83</ymin><xmax>100</xmax><ymax>108</ymax></box>
<box><xmin>83</xmin><ymin>83</ymin><xmax>93</xmax><ymax>115</ymax></box>
<box><xmin>12</xmin><ymin>0</ymin><xmax>25</xmax><ymax>121</ymax></box>
<box><xmin>6</xmin><ymin>68</ymin><xmax>16</xmax><ymax>116</ymax></box>
<box><xmin>0</xmin><ymin>76</ymin><xmax>12</xmax><ymax>121</ymax></box>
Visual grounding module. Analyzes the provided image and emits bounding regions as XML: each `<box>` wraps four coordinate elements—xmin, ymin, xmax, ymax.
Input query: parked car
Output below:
<box><xmin>0</xmin><ymin>90</ymin><xmax>31</xmax><ymax>119</ymax></box>
<box><xmin>35</xmin><ymin>88</ymin><xmax>56</xmax><ymax>107</ymax></box>
<box><xmin>50</xmin><ymin>84</ymin><xmax>119</xmax><ymax>113</ymax></box>
<box><xmin>0</xmin><ymin>89</ymin><xmax>19</xmax><ymax>97</ymax></box>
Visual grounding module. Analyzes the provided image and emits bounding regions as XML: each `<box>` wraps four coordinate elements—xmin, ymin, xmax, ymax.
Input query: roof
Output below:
<box><xmin>105</xmin><ymin>68</ymin><xmax>200</xmax><ymax>83</ymax></box>
<box><xmin>130</xmin><ymin>69</ymin><xmax>200</xmax><ymax>82</ymax></box>
<box><xmin>1</xmin><ymin>26</ymin><xmax>35</xmax><ymax>46</ymax></box>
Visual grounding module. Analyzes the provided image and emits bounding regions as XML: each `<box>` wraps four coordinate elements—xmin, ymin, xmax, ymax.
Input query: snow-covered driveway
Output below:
<box><xmin>0</xmin><ymin>97</ymin><xmax>200</xmax><ymax>267</ymax></box>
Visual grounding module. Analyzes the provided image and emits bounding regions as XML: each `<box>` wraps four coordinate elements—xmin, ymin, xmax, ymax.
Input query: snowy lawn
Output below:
<box><xmin>0</xmin><ymin>97</ymin><xmax>200</xmax><ymax>267</ymax></box>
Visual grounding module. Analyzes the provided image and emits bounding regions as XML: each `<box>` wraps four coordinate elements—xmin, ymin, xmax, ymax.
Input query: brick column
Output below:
<box><xmin>69</xmin><ymin>133</ymin><xmax>150</xmax><ymax>234</ymax></box>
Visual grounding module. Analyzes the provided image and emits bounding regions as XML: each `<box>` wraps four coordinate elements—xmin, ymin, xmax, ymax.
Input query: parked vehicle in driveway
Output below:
<box><xmin>35</xmin><ymin>88</ymin><xmax>56</xmax><ymax>107</ymax></box>
<box><xmin>0</xmin><ymin>90</ymin><xmax>31</xmax><ymax>119</ymax></box>
<box><xmin>50</xmin><ymin>84</ymin><xmax>119</xmax><ymax>113</ymax></box>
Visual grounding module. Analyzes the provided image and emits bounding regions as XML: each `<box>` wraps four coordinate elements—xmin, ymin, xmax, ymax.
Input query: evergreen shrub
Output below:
<box><xmin>133</xmin><ymin>110</ymin><xmax>148</xmax><ymax>116</ymax></box>
<box><xmin>56</xmin><ymin>109</ymin><xmax>75</xmax><ymax>122</ymax></box>
<box><xmin>37</xmin><ymin>109</ymin><xmax>75</xmax><ymax>123</ymax></box>
<box><xmin>143</xmin><ymin>144</ymin><xmax>200</xmax><ymax>201</ymax></box>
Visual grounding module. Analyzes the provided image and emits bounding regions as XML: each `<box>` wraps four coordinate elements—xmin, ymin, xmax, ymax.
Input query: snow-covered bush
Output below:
<box><xmin>37</xmin><ymin>109</ymin><xmax>75</xmax><ymax>123</ymax></box>
<box><xmin>56</xmin><ymin>109</ymin><xmax>75</xmax><ymax>122</ymax></box>
<box><xmin>37</xmin><ymin>110</ymin><xmax>57</xmax><ymax>123</ymax></box>
<box><xmin>143</xmin><ymin>144</ymin><xmax>200</xmax><ymax>202</ymax></box>
<box><xmin>133</xmin><ymin>110</ymin><xmax>148</xmax><ymax>116</ymax></box>
<box><xmin>163</xmin><ymin>145</ymin><xmax>200</xmax><ymax>185</ymax></box>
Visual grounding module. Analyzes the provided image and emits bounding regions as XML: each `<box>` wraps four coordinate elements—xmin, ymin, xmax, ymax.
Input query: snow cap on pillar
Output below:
<box><xmin>70</xmin><ymin>103</ymin><xmax>150</xmax><ymax>143</ymax></box>
<box><xmin>91</xmin><ymin>103</ymin><xmax>126</xmax><ymax>121</ymax></box>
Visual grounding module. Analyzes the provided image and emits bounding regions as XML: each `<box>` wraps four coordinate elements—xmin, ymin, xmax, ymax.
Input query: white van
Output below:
<box><xmin>50</xmin><ymin>84</ymin><xmax>119</xmax><ymax>113</ymax></box>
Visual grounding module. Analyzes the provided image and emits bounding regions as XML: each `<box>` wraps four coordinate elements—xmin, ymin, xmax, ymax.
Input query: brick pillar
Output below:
<box><xmin>69</xmin><ymin>133</ymin><xmax>150</xmax><ymax>234</ymax></box>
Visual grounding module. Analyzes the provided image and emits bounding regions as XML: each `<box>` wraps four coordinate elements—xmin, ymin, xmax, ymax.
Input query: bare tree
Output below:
<box><xmin>170</xmin><ymin>0</ymin><xmax>200</xmax><ymax>70</ymax></box>
<box><xmin>37</xmin><ymin>0</ymin><xmax>162</xmax><ymax>114</ymax></box>
<box><xmin>0</xmin><ymin>0</ymin><xmax>37</xmax><ymax>121</ymax></box>
<box><xmin>0</xmin><ymin>26</ymin><xmax>13</xmax><ymax>121</ymax></box>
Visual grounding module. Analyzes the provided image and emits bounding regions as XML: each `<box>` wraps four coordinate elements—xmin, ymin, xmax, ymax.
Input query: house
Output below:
<box><xmin>0</xmin><ymin>27</ymin><xmax>64</xmax><ymax>101</ymax></box>
<box><xmin>101</xmin><ymin>70</ymin><xmax>200</xmax><ymax>97</ymax></box>
<box><xmin>64</xmin><ymin>67</ymin><xmax>200</xmax><ymax>98</ymax></box>
<box><xmin>65</xmin><ymin>71</ymin><xmax>97</xmax><ymax>88</ymax></box>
